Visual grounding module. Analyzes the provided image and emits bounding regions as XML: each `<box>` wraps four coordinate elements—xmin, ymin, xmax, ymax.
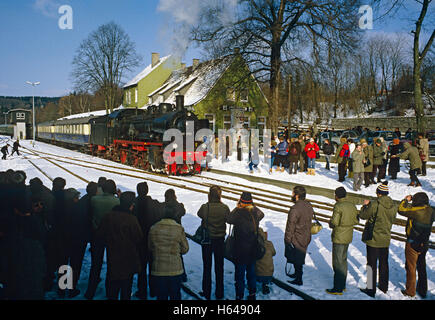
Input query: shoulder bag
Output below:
<box><xmin>311</xmin><ymin>212</ymin><xmax>323</xmax><ymax>235</ymax></box>
<box><xmin>361</xmin><ymin>203</ymin><xmax>379</xmax><ymax>242</ymax></box>
<box><xmin>193</xmin><ymin>204</ymin><xmax>211</xmax><ymax>245</ymax></box>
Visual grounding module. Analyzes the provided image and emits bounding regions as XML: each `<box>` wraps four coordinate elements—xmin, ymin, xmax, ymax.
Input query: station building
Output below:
<box><xmin>0</xmin><ymin>108</ymin><xmax>32</xmax><ymax>140</ymax></box>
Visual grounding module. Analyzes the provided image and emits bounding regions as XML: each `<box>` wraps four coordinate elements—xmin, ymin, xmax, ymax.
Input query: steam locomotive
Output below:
<box><xmin>37</xmin><ymin>95</ymin><xmax>210</xmax><ymax>175</ymax></box>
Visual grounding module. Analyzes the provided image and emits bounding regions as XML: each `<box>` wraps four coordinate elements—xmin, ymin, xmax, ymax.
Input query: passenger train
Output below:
<box><xmin>37</xmin><ymin>95</ymin><xmax>210</xmax><ymax>175</ymax></box>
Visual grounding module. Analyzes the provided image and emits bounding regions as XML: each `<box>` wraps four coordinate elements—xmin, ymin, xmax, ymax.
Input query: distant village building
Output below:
<box><xmin>123</xmin><ymin>51</ymin><xmax>269</xmax><ymax>137</ymax></box>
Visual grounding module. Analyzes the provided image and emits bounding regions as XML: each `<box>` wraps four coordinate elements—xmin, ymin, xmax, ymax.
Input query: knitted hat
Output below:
<box><xmin>393</xmin><ymin>138</ymin><xmax>400</xmax><ymax>145</ymax></box>
<box><xmin>335</xmin><ymin>187</ymin><xmax>347</xmax><ymax>199</ymax></box>
<box><xmin>240</xmin><ymin>191</ymin><xmax>253</xmax><ymax>204</ymax></box>
<box><xmin>376</xmin><ymin>181</ymin><xmax>389</xmax><ymax>195</ymax></box>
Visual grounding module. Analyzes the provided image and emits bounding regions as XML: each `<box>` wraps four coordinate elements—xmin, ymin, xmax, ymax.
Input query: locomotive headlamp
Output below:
<box><xmin>187</xmin><ymin>112</ymin><xmax>191</xmax><ymax>117</ymax></box>
<box><xmin>173</xmin><ymin>143</ymin><xmax>178</xmax><ymax>149</ymax></box>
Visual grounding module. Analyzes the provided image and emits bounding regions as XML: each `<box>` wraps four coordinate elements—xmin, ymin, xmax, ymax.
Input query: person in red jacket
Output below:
<box><xmin>304</xmin><ymin>138</ymin><xmax>320</xmax><ymax>175</ymax></box>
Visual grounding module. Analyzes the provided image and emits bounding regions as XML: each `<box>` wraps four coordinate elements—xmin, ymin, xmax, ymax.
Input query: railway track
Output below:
<box><xmin>20</xmin><ymin>145</ymin><xmax>435</xmax><ymax>246</ymax></box>
<box><xmin>19</xmin><ymin>150</ymin><xmax>311</xmax><ymax>300</ymax></box>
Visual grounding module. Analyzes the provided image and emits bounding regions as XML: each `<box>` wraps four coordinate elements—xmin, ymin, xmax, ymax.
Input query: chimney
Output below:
<box><xmin>180</xmin><ymin>62</ymin><xmax>186</xmax><ymax>70</ymax></box>
<box><xmin>176</xmin><ymin>95</ymin><xmax>184</xmax><ymax>111</ymax></box>
<box><xmin>151</xmin><ymin>52</ymin><xmax>160</xmax><ymax>68</ymax></box>
<box><xmin>192</xmin><ymin>59</ymin><xmax>199</xmax><ymax>69</ymax></box>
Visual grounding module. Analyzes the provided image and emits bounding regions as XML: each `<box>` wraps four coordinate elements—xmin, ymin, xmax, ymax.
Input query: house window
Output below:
<box><xmin>205</xmin><ymin>114</ymin><xmax>215</xmax><ymax>133</ymax></box>
<box><xmin>240</xmin><ymin>88</ymin><xmax>248</xmax><ymax>102</ymax></box>
<box><xmin>240</xmin><ymin>116</ymin><xmax>250</xmax><ymax>129</ymax></box>
<box><xmin>226</xmin><ymin>88</ymin><xmax>235</xmax><ymax>101</ymax></box>
<box><xmin>258</xmin><ymin>116</ymin><xmax>266</xmax><ymax>139</ymax></box>
<box><xmin>223</xmin><ymin>115</ymin><xmax>231</xmax><ymax>130</ymax></box>
<box><xmin>135</xmin><ymin>88</ymin><xmax>138</xmax><ymax>103</ymax></box>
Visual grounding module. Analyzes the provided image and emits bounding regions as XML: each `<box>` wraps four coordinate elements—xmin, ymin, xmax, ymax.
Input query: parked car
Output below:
<box><xmin>340</xmin><ymin>130</ymin><xmax>360</xmax><ymax>143</ymax></box>
<box><xmin>358</xmin><ymin>131</ymin><xmax>378</xmax><ymax>145</ymax></box>
<box><xmin>427</xmin><ymin>130</ymin><xmax>435</xmax><ymax>157</ymax></box>
<box><xmin>319</xmin><ymin>130</ymin><xmax>343</xmax><ymax>149</ymax></box>
<box><xmin>371</xmin><ymin>131</ymin><xmax>400</xmax><ymax>146</ymax></box>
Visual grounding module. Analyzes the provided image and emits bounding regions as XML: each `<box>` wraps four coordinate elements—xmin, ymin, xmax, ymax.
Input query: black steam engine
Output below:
<box><xmin>37</xmin><ymin>95</ymin><xmax>210</xmax><ymax>175</ymax></box>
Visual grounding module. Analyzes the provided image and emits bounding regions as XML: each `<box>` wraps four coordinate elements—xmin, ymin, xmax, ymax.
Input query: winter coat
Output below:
<box><xmin>304</xmin><ymin>142</ymin><xmax>319</xmax><ymax>159</ymax></box>
<box><xmin>96</xmin><ymin>206</ymin><xmax>143</xmax><ymax>280</ymax></box>
<box><xmin>284</xmin><ymin>200</ymin><xmax>314</xmax><ymax>253</ymax></box>
<box><xmin>399</xmin><ymin>142</ymin><xmax>422</xmax><ymax>170</ymax></box>
<box><xmin>226</xmin><ymin>205</ymin><xmax>264</xmax><ymax>265</ymax></box>
<box><xmin>255</xmin><ymin>237</ymin><xmax>276</xmax><ymax>277</ymax></box>
<box><xmin>299</xmin><ymin>140</ymin><xmax>306</xmax><ymax>158</ymax></box>
<box><xmin>349</xmin><ymin>143</ymin><xmax>356</xmax><ymax>157</ymax></box>
<box><xmin>276</xmin><ymin>141</ymin><xmax>288</xmax><ymax>156</ymax></box>
<box><xmin>6</xmin><ymin>214</ymin><xmax>47</xmax><ymax>300</ymax></box>
<box><xmin>134</xmin><ymin>195</ymin><xmax>163</xmax><ymax>261</ymax></box>
<box><xmin>363</xmin><ymin>145</ymin><xmax>374</xmax><ymax>172</ymax></box>
<box><xmin>388</xmin><ymin>144</ymin><xmax>401</xmax><ymax>174</ymax></box>
<box><xmin>329</xmin><ymin>198</ymin><xmax>359</xmax><ymax>244</ymax></box>
<box><xmin>148</xmin><ymin>218</ymin><xmax>189</xmax><ymax>276</ymax></box>
<box><xmin>30</xmin><ymin>185</ymin><xmax>55</xmax><ymax>228</ymax></box>
<box><xmin>91</xmin><ymin>193</ymin><xmax>120</xmax><ymax>230</ymax></box>
<box><xmin>323</xmin><ymin>142</ymin><xmax>334</xmax><ymax>156</ymax></box>
<box><xmin>417</xmin><ymin>138</ymin><xmax>429</xmax><ymax>161</ymax></box>
<box><xmin>352</xmin><ymin>149</ymin><xmax>365</xmax><ymax>173</ymax></box>
<box><xmin>373</xmin><ymin>143</ymin><xmax>385</xmax><ymax>166</ymax></box>
<box><xmin>64</xmin><ymin>194</ymin><xmax>92</xmax><ymax>244</ymax></box>
<box><xmin>335</xmin><ymin>142</ymin><xmax>349</xmax><ymax>164</ymax></box>
<box><xmin>197</xmin><ymin>201</ymin><xmax>230</xmax><ymax>239</ymax></box>
<box><xmin>164</xmin><ymin>200</ymin><xmax>185</xmax><ymax>225</ymax></box>
<box><xmin>359</xmin><ymin>196</ymin><xmax>397</xmax><ymax>248</ymax></box>
<box><xmin>398</xmin><ymin>200</ymin><xmax>434</xmax><ymax>249</ymax></box>
<box><xmin>288</xmin><ymin>142</ymin><xmax>301</xmax><ymax>162</ymax></box>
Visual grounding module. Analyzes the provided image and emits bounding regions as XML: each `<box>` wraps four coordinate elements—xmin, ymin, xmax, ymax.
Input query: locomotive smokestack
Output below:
<box><xmin>176</xmin><ymin>95</ymin><xmax>184</xmax><ymax>111</ymax></box>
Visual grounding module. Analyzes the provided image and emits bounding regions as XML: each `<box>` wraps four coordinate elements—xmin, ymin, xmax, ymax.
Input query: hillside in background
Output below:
<box><xmin>0</xmin><ymin>96</ymin><xmax>61</xmax><ymax>113</ymax></box>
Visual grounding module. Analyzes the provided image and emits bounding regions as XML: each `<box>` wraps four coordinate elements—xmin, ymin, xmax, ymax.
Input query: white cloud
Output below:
<box><xmin>33</xmin><ymin>0</ymin><xmax>61</xmax><ymax>18</ymax></box>
<box><xmin>156</xmin><ymin>0</ymin><xmax>238</xmax><ymax>59</ymax></box>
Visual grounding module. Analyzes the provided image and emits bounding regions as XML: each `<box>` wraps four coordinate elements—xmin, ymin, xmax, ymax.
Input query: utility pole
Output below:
<box><xmin>26</xmin><ymin>81</ymin><xmax>40</xmax><ymax>146</ymax></box>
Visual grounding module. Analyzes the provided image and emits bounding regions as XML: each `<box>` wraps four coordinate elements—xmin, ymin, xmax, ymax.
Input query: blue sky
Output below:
<box><xmin>0</xmin><ymin>0</ymin><xmax>432</xmax><ymax>97</ymax></box>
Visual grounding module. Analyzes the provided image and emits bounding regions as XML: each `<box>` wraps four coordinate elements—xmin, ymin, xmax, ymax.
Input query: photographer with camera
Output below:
<box><xmin>398</xmin><ymin>192</ymin><xmax>434</xmax><ymax>298</ymax></box>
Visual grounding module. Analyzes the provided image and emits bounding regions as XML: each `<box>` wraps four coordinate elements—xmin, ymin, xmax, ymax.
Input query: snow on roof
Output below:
<box><xmin>57</xmin><ymin>105</ymin><xmax>124</xmax><ymax>120</ymax></box>
<box><xmin>143</xmin><ymin>55</ymin><xmax>235</xmax><ymax>108</ymax></box>
<box><xmin>123</xmin><ymin>55</ymin><xmax>171</xmax><ymax>88</ymax></box>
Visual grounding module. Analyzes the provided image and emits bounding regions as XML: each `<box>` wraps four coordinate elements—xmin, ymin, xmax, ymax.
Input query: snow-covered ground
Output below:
<box><xmin>208</xmin><ymin>153</ymin><xmax>435</xmax><ymax>207</ymax></box>
<box><xmin>1</xmin><ymin>137</ymin><xmax>434</xmax><ymax>300</ymax></box>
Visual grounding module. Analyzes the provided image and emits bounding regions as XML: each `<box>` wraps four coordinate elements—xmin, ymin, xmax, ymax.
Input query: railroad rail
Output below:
<box><xmin>18</xmin><ymin>150</ymin><xmax>311</xmax><ymax>300</ymax></box>
<box><xmin>20</xmin><ymin>145</ymin><xmax>435</xmax><ymax>242</ymax></box>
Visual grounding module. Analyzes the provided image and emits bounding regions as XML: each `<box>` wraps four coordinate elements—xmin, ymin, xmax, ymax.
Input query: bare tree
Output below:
<box><xmin>191</xmin><ymin>0</ymin><xmax>360</xmax><ymax>133</ymax></box>
<box><xmin>71</xmin><ymin>22</ymin><xmax>142</xmax><ymax>114</ymax></box>
<box><xmin>372</xmin><ymin>0</ymin><xmax>434</xmax><ymax>131</ymax></box>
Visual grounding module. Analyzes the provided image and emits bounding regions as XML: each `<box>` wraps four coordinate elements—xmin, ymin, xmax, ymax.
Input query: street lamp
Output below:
<box><xmin>26</xmin><ymin>81</ymin><xmax>40</xmax><ymax>146</ymax></box>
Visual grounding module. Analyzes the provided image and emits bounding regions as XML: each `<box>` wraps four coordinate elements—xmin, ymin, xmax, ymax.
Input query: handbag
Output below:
<box><xmin>250</xmin><ymin>212</ymin><xmax>266</xmax><ymax>260</ymax></box>
<box><xmin>361</xmin><ymin>203</ymin><xmax>379</xmax><ymax>242</ymax></box>
<box><xmin>224</xmin><ymin>225</ymin><xmax>235</xmax><ymax>262</ymax></box>
<box><xmin>311</xmin><ymin>212</ymin><xmax>323</xmax><ymax>235</ymax></box>
<box><xmin>363</xmin><ymin>158</ymin><xmax>371</xmax><ymax>167</ymax></box>
<box><xmin>192</xmin><ymin>204</ymin><xmax>211</xmax><ymax>245</ymax></box>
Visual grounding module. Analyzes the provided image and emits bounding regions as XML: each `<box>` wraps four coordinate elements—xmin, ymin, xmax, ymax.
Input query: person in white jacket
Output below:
<box><xmin>347</xmin><ymin>139</ymin><xmax>356</xmax><ymax>179</ymax></box>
